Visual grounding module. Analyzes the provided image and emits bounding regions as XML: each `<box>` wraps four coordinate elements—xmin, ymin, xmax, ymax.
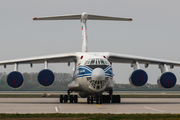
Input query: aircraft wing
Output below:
<box><xmin>107</xmin><ymin>52</ymin><xmax>180</xmax><ymax>67</ymax></box>
<box><xmin>0</xmin><ymin>52</ymin><xmax>77</xmax><ymax>66</ymax></box>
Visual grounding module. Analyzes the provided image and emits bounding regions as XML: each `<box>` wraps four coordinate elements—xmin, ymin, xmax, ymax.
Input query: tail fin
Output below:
<box><xmin>33</xmin><ymin>12</ymin><xmax>132</xmax><ymax>52</ymax></box>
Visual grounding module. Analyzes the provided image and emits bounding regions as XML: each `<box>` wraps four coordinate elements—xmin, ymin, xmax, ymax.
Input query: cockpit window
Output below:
<box><xmin>90</xmin><ymin>59</ymin><xmax>95</xmax><ymax>65</ymax></box>
<box><xmin>85</xmin><ymin>58</ymin><xmax>110</xmax><ymax>65</ymax></box>
<box><xmin>104</xmin><ymin>60</ymin><xmax>108</xmax><ymax>65</ymax></box>
<box><xmin>100</xmin><ymin>60</ymin><xmax>105</xmax><ymax>65</ymax></box>
<box><xmin>86</xmin><ymin>60</ymin><xmax>91</xmax><ymax>65</ymax></box>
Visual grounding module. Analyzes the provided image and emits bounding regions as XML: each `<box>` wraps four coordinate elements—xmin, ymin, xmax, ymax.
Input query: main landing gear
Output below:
<box><xmin>59</xmin><ymin>94</ymin><xmax>78</xmax><ymax>103</ymax></box>
<box><xmin>59</xmin><ymin>91</ymin><xmax>121</xmax><ymax>104</ymax></box>
<box><xmin>87</xmin><ymin>95</ymin><xmax>121</xmax><ymax>104</ymax></box>
<box><xmin>59</xmin><ymin>91</ymin><xmax>78</xmax><ymax>103</ymax></box>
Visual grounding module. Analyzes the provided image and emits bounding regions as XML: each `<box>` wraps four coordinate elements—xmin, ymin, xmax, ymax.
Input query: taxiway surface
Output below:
<box><xmin>0</xmin><ymin>98</ymin><xmax>180</xmax><ymax>114</ymax></box>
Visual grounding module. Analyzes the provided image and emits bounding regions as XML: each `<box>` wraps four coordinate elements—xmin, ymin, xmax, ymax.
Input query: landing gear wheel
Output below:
<box><xmin>91</xmin><ymin>96</ymin><xmax>93</xmax><ymax>104</ymax></box>
<box><xmin>100</xmin><ymin>96</ymin><xmax>102</xmax><ymax>104</ymax></box>
<box><xmin>60</xmin><ymin>95</ymin><xmax>63</xmax><ymax>103</ymax></box>
<box><xmin>107</xmin><ymin>95</ymin><xmax>111</xmax><ymax>103</ymax></box>
<box><xmin>112</xmin><ymin>95</ymin><xmax>121</xmax><ymax>103</ymax></box>
<box><xmin>70</xmin><ymin>95</ymin><xmax>74</xmax><ymax>103</ymax></box>
<box><xmin>118</xmin><ymin>95</ymin><xmax>121</xmax><ymax>103</ymax></box>
<box><xmin>112</xmin><ymin>95</ymin><xmax>115</xmax><ymax>103</ymax></box>
<box><xmin>64</xmin><ymin>95</ymin><xmax>68</xmax><ymax>103</ymax></box>
<box><xmin>102</xmin><ymin>95</ymin><xmax>106</xmax><ymax>103</ymax></box>
<box><xmin>87</xmin><ymin>97</ymin><xmax>90</xmax><ymax>104</ymax></box>
<box><xmin>96</xmin><ymin>97</ymin><xmax>99</xmax><ymax>104</ymax></box>
<box><xmin>74</xmin><ymin>95</ymin><xmax>78</xmax><ymax>103</ymax></box>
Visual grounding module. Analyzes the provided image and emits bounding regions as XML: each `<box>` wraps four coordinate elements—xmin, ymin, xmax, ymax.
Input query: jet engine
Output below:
<box><xmin>129</xmin><ymin>69</ymin><xmax>148</xmax><ymax>87</ymax></box>
<box><xmin>38</xmin><ymin>69</ymin><xmax>54</xmax><ymax>86</ymax></box>
<box><xmin>157</xmin><ymin>72</ymin><xmax>176</xmax><ymax>89</ymax></box>
<box><xmin>7</xmin><ymin>71</ymin><xmax>24</xmax><ymax>88</ymax></box>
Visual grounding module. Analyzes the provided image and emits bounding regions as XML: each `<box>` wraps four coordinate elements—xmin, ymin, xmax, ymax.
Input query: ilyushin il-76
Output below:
<box><xmin>1</xmin><ymin>12</ymin><xmax>179</xmax><ymax>104</ymax></box>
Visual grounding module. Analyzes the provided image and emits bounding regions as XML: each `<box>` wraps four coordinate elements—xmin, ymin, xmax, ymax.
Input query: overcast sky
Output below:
<box><xmin>0</xmin><ymin>0</ymin><xmax>180</xmax><ymax>84</ymax></box>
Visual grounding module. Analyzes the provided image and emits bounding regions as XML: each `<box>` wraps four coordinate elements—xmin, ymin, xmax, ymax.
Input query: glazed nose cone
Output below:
<box><xmin>92</xmin><ymin>68</ymin><xmax>105</xmax><ymax>80</ymax></box>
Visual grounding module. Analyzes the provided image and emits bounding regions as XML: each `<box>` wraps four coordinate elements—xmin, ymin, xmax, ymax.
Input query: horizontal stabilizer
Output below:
<box><xmin>33</xmin><ymin>12</ymin><xmax>132</xmax><ymax>52</ymax></box>
<box><xmin>33</xmin><ymin>14</ymin><xmax>81</xmax><ymax>20</ymax></box>
<box><xmin>33</xmin><ymin>12</ymin><xmax>132</xmax><ymax>21</ymax></box>
<box><xmin>87</xmin><ymin>14</ymin><xmax>132</xmax><ymax>21</ymax></box>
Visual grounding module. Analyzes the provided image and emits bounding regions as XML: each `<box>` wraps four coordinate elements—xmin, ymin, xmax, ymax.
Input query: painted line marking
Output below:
<box><xmin>94</xmin><ymin>104</ymin><xmax>101</xmax><ymax>107</ymax></box>
<box><xmin>79</xmin><ymin>100</ymin><xmax>86</xmax><ymax>102</ymax></box>
<box><xmin>55</xmin><ymin>107</ymin><xmax>58</xmax><ymax>112</ymax></box>
<box><xmin>144</xmin><ymin>106</ymin><xmax>164</xmax><ymax>112</ymax></box>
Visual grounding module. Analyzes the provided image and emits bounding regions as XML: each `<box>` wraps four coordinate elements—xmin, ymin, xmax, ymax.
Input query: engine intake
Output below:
<box><xmin>38</xmin><ymin>69</ymin><xmax>54</xmax><ymax>86</ymax></box>
<box><xmin>7</xmin><ymin>71</ymin><xmax>24</xmax><ymax>88</ymax></box>
<box><xmin>129</xmin><ymin>69</ymin><xmax>148</xmax><ymax>87</ymax></box>
<box><xmin>157</xmin><ymin>72</ymin><xmax>176</xmax><ymax>89</ymax></box>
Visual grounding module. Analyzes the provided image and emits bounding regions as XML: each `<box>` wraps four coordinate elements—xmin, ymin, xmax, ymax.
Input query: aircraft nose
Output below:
<box><xmin>92</xmin><ymin>68</ymin><xmax>105</xmax><ymax>80</ymax></box>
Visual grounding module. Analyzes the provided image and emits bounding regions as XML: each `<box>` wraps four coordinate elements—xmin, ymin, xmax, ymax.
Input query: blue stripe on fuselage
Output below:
<box><xmin>76</xmin><ymin>65</ymin><xmax>113</xmax><ymax>78</ymax></box>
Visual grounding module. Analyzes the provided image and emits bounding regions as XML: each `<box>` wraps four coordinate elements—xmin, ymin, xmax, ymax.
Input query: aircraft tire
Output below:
<box><xmin>102</xmin><ymin>95</ymin><xmax>106</xmax><ymax>103</ymax></box>
<box><xmin>64</xmin><ymin>95</ymin><xmax>68</xmax><ymax>103</ymax></box>
<box><xmin>118</xmin><ymin>95</ymin><xmax>121</xmax><ymax>103</ymax></box>
<box><xmin>107</xmin><ymin>95</ymin><xmax>111</xmax><ymax>103</ymax></box>
<box><xmin>105</xmin><ymin>95</ymin><xmax>109</xmax><ymax>103</ymax></box>
<box><xmin>116</xmin><ymin>95</ymin><xmax>119</xmax><ymax>103</ymax></box>
<box><xmin>70</xmin><ymin>95</ymin><xmax>73</xmax><ymax>103</ymax></box>
<box><xmin>112</xmin><ymin>95</ymin><xmax>116</xmax><ymax>103</ymax></box>
<box><xmin>112</xmin><ymin>95</ymin><xmax>121</xmax><ymax>103</ymax></box>
<box><xmin>87</xmin><ymin>97</ymin><xmax>90</xmax><ymax>104</ymax></box>
<box><xmin>100</xmin><ymin>96</ymin><xmax>102</xmax><ymax>104</ymax></box>
<box><xmin>103</xmin><ymin>95</ymin><xmax>106</xmax><ymax>103</ymax></box>
<box><xmin>96</xmin><ymin>97</ymin><xmax>99</xmax><ymax>104</ymax></box>
<box><xmin>60</xmin><ymin>95</ymin><xmax>63</xmax><ymax>103</ymax></box>
<box><xmin>91</xmin><ymin>96</ymin><xmax>93</xmax><ymax>104</ymax></box>
<box><xmin>74</xmin><ymin>95</ymin><xmax>78</xmax><ymax>103</ymax></box>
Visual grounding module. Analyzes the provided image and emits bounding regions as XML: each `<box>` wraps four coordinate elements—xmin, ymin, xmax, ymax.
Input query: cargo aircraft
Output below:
<box><xmin>1</xmin><ymin>12</ymin><xmax>180</xmax><ymax>104</ymax></box>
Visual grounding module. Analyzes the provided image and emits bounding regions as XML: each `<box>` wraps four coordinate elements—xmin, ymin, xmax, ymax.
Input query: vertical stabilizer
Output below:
<box><xmin>81</xmin><ymin>12</ymin><xmax>88</xmax><ymax>52</ymax></box>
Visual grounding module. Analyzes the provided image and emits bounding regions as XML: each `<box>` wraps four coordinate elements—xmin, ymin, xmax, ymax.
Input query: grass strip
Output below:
<box><xmin>0</xmin><ymin>113</ymin><xmax>180</xmax><ymax>120</ymax></box>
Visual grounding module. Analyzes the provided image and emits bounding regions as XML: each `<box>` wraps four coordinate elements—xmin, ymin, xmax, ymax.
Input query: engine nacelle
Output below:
<box><xmin>7</xmin><ymin>71</ymin><xmax>24</xmax><ymax>88</ymax></box>
<box><xmin>38</xmin><ymin>69</ymin><xmax>54</xmax><ymax>86</ymax></box>
<box><xmin>129</xmin><ymin>69</ymin><xmax>148</xmax><ymax>87</ymax></box>
<box><xmin>157</xmin><ymin>72</ymin><xmax>176</xmax><ymax>89</ymax></box>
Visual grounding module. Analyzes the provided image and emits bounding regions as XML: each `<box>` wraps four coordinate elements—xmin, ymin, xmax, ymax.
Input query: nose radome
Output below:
<box><xmin>92</xmin><ymin>68</ymin><xmax>105</xmax><ymax>80</ymax></box>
